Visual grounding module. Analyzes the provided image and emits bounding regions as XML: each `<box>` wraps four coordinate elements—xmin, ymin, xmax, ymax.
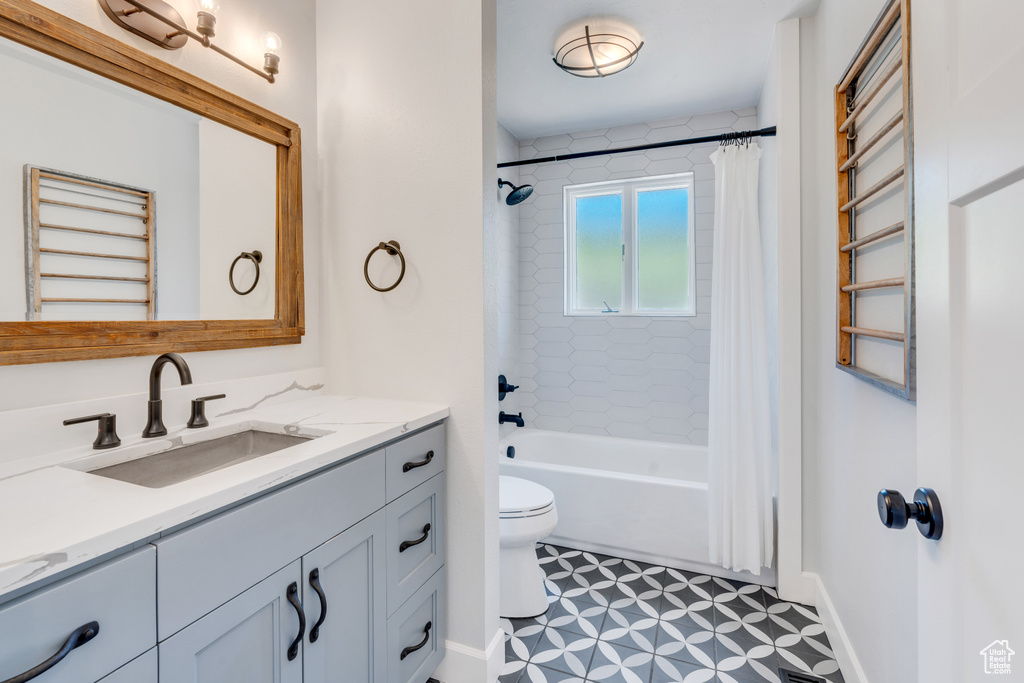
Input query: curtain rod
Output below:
<box><xmin>497</xmin><ymin>126</ymin><xmax>777</xmax><ymax>169</ymax></box>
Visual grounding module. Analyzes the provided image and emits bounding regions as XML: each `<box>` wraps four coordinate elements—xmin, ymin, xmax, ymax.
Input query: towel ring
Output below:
<box><xmin>364</xmin><ymin>240</ymin><xmax>406</xmax><ymax>292</ymax></box>
<box><xmin>230</xmin><ymin>250</ymin><xmax>262</xmax><ymax>296</ymax></box>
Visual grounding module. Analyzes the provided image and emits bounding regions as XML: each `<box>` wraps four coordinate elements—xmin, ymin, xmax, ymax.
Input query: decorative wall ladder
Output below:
<box><xmin>26</xmin><ymin>167</ymin><xmax>156</xmax><ymax>321</ymax></box>
<box><xmin>834</xmin><ymin>0</ymin><xmax>915</xmax><ymax>400</ymax></box>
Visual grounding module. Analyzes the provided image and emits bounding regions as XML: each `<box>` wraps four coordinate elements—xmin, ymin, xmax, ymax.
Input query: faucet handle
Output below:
<box><xmin>63</xmin><ymin>413</ymin><xmax>121</xmax><ymax>450</ymax></box>
<box><xmin>188</xmin><ymin>394</ymin><xmax>226</xmax><ymax>429</ymax></box>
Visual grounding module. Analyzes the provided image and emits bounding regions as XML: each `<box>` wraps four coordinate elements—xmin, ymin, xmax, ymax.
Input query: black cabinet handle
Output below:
<box><xmin>400</xmin><ymin>621</ymin><xmax>432</xmax><ymax>661</ymax></box>
<box><xmin>399</xmin><ymin>524</ymin><xmax>432</xmax><ymax>553</ymax></box>
<box><xmin>286</xmin><ymin>582</ymin><xmax>305</xmax><ymax>662</ymax></box>
<box><xmin>308</xmin><ymin>569</ymin><xmax>327</xmax><ymax>643</ymax></box>
<box><xmin>2</xmin><ymin>621</ymin><xmax>99</xmax><ymax>683</ymax></box>
<box><xmin>402</xmin><ymin>451</ymin><xmax>434</xmax><ymax>473</ymax></box>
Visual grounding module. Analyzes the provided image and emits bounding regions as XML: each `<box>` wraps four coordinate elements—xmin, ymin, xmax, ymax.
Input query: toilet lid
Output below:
<box><xmin>500</xmin><ymin>476</ymin><xmax>555</xmax><ymax>517</ymax></box>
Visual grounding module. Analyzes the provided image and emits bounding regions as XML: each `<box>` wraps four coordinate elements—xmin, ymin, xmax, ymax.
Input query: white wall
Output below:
<box><xmin>0</xmin><ymin>0</ymin><xmax>322</xmax><ymax>411</ymax></box>
<box><xmin>198</xmin><ymin>119</ymin><xmax>277</xmax><ymax>320</ymax></box>
<box><xmin>514</xmin><ymin>109</ymin><xmax>758</xmax><ymax>446</ymax></box>
<box><xmin>316</xmin><ymin>0</ymin><xmax>501</xmax><ymax>681</ymax></box>
<box><xmin>800</xmin><ymin>4</ymin><xmax>918</xmax><ymax>681</ymax></box>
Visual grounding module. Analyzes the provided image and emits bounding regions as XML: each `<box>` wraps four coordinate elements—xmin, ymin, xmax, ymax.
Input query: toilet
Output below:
<box><xmin>499</xmin><ymin>475</ymin><xmax>558</xmax><ymax>619</ymax></box>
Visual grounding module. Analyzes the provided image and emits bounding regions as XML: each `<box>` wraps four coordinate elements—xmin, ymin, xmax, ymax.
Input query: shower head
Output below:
<box><xmin>498</xmin><ymin>178</ymin><xmax>534</xmax><ymax>206</ymax></box>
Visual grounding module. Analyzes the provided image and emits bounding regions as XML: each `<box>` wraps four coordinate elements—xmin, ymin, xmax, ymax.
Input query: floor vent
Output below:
<box><xmin>779</xmin><ymin>670</ymin><xmax>827</xmax><ymax>683</ymax></box>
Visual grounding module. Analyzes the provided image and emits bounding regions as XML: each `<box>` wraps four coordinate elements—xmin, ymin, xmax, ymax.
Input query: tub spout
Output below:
<box><xmin>499</xmin><ymin>411</ymin><xmax>525</xmax><ymax>428</ymax></box>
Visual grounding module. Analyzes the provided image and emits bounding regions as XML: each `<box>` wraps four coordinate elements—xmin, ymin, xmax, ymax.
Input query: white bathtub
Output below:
<box><xmin>499</xmin><ymin>429</ymin><xmax>772</xmax><ymax>584</ymax></box>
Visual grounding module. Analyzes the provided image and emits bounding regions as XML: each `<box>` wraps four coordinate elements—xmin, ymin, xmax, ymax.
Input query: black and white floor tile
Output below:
<box><xmin>500</xmin><ymin>545</ymin><xmax>846</xmax><ymax>683</ymax></box>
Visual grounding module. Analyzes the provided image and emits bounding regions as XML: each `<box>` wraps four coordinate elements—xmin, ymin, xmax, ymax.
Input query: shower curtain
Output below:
<box><xmin>707</xmin><ymin>143</ymin><xmax>774</xmax><ymax>575</ymax></box>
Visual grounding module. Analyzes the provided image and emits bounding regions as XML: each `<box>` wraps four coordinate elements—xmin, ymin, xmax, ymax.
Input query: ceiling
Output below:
<box><xmin>498</xmin><ymin>0</ymin><xmax>812</xmax><ymax>139</ymax></box>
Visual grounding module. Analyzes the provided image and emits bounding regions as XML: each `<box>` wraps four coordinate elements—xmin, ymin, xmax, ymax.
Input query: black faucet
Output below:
<box><xmin>499</xmin><ymin>411</ymin><xmax>525</xmax><ymax>427</ymax></box>
<box><xmin>143</xmin><ymin>353</ymin><xmax>194</xmax><ymax>438</ymax></box>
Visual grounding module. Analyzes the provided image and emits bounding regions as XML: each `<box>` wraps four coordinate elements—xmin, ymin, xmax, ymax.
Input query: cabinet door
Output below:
<box><xmin>159</xmin><ymin>561</ymin><xmax>304</xmax><ymax>683</ymax></box>
<box><xmin>303</xmin><ymin>510</ymin><xmax>387</xmax><ymax>683</ymax></box>
<box><xmin>97</xmin><ymin>649</ymin><xmax>157</xmax><ymax>683</ymax></box>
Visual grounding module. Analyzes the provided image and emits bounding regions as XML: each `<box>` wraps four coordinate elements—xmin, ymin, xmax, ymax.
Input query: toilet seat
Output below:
<box><xmin>500</xmin><ymin>476</ymin><xmax>555</xmax><ymax>519</ymax></box>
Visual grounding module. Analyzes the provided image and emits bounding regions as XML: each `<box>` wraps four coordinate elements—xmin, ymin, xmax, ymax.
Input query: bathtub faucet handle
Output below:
<box><xmin>498</xmin><ymin>375</ymin><xmax>519</xmax><ymax>401</ymax></box>
<box><xmin>499</xmin><ymin>411</ymin><xmax>525</xmax><ymax>428</ymax></box>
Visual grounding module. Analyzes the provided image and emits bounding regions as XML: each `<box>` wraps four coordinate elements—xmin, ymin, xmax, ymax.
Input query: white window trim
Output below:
<box><xmin>563</xmin><ymin>172</ymin><xmax>696</xmax><ymax>317</ymax></box>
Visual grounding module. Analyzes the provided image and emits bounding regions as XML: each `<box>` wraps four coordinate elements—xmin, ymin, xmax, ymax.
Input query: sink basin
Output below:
<box><xmin>89</xmin><ymin>430</ymin><xmax>313</xmax><ymax>489</ymax></box>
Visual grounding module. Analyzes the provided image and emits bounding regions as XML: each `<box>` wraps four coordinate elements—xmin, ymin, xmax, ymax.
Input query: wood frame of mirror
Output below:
<box><xmin>0</xmin><ymin>0</ymin><xmax>304</xmax><ymax>366</ymax></box>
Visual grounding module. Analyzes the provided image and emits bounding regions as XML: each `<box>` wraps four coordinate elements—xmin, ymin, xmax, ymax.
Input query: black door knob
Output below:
<box><xmin>877</xmin><ymin>487</ymin><xmax>943</xmax><ymax>540</ymax></box>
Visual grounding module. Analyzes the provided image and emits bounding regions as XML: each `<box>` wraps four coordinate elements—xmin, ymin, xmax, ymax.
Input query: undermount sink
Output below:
<box><xmin>89</xmin><ymin>430</ymin><xmax>313</xmax><ymax>489</ymax></box>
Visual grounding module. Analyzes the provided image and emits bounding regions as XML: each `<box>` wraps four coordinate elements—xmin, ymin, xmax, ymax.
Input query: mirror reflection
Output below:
<box><xmin>0</xmin><ymin>37</ymin><xmax>276</xmax><ymax>322</ymax></box>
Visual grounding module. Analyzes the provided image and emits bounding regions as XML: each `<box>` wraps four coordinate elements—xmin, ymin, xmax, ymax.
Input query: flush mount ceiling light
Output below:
<box><xmin>98</xmin><ymin>0</ymin><xmax>282</xmax><ymax>82</ymax></box>
<box><xmin>553</xmin><ymin>22</ymin><xmax>644</xmax><ymax>78</ymax></box>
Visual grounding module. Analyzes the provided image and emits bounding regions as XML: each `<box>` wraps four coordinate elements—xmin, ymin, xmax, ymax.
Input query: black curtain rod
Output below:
<box><xmin>497</xmin><ymin>126</ymin><xmax>777</xmax><ymax>169</ymax></box>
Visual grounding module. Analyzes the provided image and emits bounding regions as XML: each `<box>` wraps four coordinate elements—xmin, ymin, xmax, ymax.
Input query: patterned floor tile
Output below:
<box><xmin>587</xmin><ymin>640</ymin><xmax>655</xmax><ymax>683</ymax></box>
<box><xmin>661</xmin><ymin>568</ymin><xmax>716</xmax><ymax>607</ymax></box>
<box><xmin>518</xmin><ymin>662</ymin><xmax>588</xmax><ymax>683</ymax></box>
<box><xmin>650</xmin><ymin>655</ymin><xmax>718</xmax><ymax>682</ymax></box>
<box><xmin>509</xmin><ymin>546</ymin><xmax>846</xmax><ymax>683</ymax></box>
<box><xmin>530</xmin><ymin>627</ymin><xmax>598</xmax><ymax>677</ymax></box>
<box><xmin>503</xmin><ymin>615</ymin><xmax>547</xmax><ymax>664</ymax></box>
<box><xmin>546</xmin><ymin>597</ymin><xmax>609</xmax><ymax>638</ymax></box>
<box><xmin>600</xmin><ymin>608</ymin><xmax>660</xmax><ymax>653</ymax></box>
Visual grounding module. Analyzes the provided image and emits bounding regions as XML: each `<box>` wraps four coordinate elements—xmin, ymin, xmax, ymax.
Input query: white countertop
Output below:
<box><xmin>0</xmin><ymin>394</ymin><xmax>448</xmax><ymax>602</ymax></box>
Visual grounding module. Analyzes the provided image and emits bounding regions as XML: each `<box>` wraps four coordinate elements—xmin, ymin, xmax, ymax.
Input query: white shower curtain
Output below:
<box><xmin>707</xmin><ymin>143</ymin><xmax>774</xmax><ymax>575</ymax></box>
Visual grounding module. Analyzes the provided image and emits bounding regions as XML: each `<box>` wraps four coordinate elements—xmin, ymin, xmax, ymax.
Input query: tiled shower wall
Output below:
<box><xmin>497</xmin><ymin>123</ymin><xmax>521</xmax><ymax>441</ymax></box>
<box><xmin>513</xmin><ymin>108</ymin><xmax>758</xmax><ymax>445</ymax></box>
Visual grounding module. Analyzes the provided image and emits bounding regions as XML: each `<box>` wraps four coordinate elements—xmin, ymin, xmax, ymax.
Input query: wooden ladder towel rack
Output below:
<box><xmin>835</xmin><ymin>0</ymin><xmax>915</xmax><ymax>401</ymax></box>
<box><xmin>26</xmin><ymin>167</ymin><xmax>156</xmax><ymax>321</ymax></box>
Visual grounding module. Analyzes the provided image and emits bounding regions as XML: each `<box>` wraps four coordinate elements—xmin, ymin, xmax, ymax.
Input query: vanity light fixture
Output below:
<box><xmin>553</xmin><ymin>23</ymin><xmax>643</xmax><ymax>78</ymax></box>
<box><xmin>98</xmin><ymin>0</ymin><xmax>281</xmax><ymax>83</ymax></box>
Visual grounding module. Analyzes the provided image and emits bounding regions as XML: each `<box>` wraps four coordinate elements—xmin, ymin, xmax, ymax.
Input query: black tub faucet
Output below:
<box><xmin>143</xmin><ymin>353</ymin><xmax>194</xmax><ymax>438</ymax></box>
<box><xmin>499</xmin><ymin>411</ymin><xmax>525</xmax><ymax>428</ymax></box>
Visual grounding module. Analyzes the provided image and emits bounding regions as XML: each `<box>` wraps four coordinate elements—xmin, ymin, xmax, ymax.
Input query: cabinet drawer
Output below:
<box><xmin>386</xmin><ymin>568</ymin><xmax>446</xmax><ymax>683</ymax></box>
<box><xmin>385</xmin><ymin>425</ymin><xmax>445</xmax><ymax>502</ymax></box>
<box><xmin>0</xmin><ymin>547</ymin><xmax>155</xmax><ymax>683</ymax></box>
<box><xmin>159</xmin><ymin>561</ymin><xmax>303</xmax><ymax>683</ymax></box>
<box><xmin>98</xmin><ymin>648</ymin><xmax>157</xmax><ymax>683</ymax></box>
<box><xmin>155</xmin><ymin>450</ymin><xmax>384</xmax><ymax>639</ymax></box>
<box><xmin>386</xmin><ymin>474</ymin><xmax>445</xmax><ymax>616</ymax></box>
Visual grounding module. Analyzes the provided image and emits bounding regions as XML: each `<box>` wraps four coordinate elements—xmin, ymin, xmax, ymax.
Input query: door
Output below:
<box><xmin>303</xmin><ymin>510</ymin><xmax>387</xmax><ymax>683</ymax></box>
<box><xmin>159</xmin><ymin>561</ymin><xmax>304</xmax><ymax>683</ymax></box>
<box><xmin>915</xmin><ymin>1</ymin><xmax>1024</xmax><ymax>681</ymax></box>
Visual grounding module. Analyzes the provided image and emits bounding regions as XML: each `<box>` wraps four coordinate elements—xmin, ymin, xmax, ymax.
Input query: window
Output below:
<box><xmin>564</xmin><ymin>173</ymin><xmax>696</xmax><ymax>316</ymax></box>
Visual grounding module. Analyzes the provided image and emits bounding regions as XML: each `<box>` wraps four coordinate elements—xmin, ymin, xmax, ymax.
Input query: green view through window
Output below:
<box><xmin>564</xmin><ymin>173</ymin><xmax>695</xmax><ymax>316</ymax></box>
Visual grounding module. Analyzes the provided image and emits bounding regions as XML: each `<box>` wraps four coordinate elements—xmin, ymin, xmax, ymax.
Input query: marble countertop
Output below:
<box><xmin>0</xmin><ymin>394</ymin><xmax>448</xmax><ymax>603</ymax></box>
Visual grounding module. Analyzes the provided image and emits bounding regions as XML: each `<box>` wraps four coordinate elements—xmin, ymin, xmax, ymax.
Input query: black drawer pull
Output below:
<box><xmin>400</xmin><ymin>621</ymin><xmax>432</xmax><ymax>661</ymax></box>
<box><xmin>286</xmin><ymin>582</ymin><xmax>305</xmax><ymax>661</ymax></box>
<box><xmin>308</xmin><ymin>569</ymin><xmax>328</xmax><ymax>643</ymax></box>
<box><xmin>2</xmin><ymin>621</ymin><xmax>99</xmax><ymax>683</ymax></box>
<box><xmin>402</xmin><ymin>451</ymin><xmax>434</xmax><ymax>473</ymax></box>
<box><xmin>399</xmin><ymin>523</ymin><xmax>432</xmax><ymax>553</ymax></box>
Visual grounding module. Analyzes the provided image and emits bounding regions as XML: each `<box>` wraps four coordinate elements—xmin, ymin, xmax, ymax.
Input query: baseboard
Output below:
<box><xmin>545</xmin><ymin>535</ymin><xmax>776</xmax><ymax>587</ymax></box>
<box><xmin>813</xmin><ymin>573</ymin><xmax>869</xmax><ymax>683</ymax></box>
<box><xmin>431</xmin><ymin>628</ymin><xmax>505</xmax><ymax>683</ymax></box>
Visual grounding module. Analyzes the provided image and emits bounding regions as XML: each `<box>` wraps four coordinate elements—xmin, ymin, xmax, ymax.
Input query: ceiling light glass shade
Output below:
<box><xmin>553</xmin><ymin>25</ymin><xmax>643</xmax><ymax>78</ymax></box>
<box><xmin>195</xmin><ymin>0</ymin><xmax>220</xmax><ymax>14</ymax></box>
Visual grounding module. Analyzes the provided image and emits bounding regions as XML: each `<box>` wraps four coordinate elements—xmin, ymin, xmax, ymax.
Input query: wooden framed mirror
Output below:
<box><xmin>0</xmin><ymin>0</ymin><xmax>303</xmax><ymax>365</ymax></box>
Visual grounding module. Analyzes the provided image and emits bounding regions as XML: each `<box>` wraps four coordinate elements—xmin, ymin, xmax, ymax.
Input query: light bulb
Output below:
<box><xmin>262</xmin><ymin>31</ymin><xmax>282</xmax><ymax>55</ymax></box>
<box><xmin>196</xmin><ymin>0</ymin><xmax>220</xmax><ymax>14</ymax></box>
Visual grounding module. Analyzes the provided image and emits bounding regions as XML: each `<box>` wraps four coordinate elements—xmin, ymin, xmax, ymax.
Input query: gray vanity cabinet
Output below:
<box><xmin>159</xmin><ymin>561</ymin><xmax>304</xmax><ymax>683</ymax></box>
<box><xmin>98</xmin><ymin>650</ymin><xmax>157</xmax><ymax>683</ymax></box>
<box><xmin>0</xmin><ymin>547</ymin><xmax>155</xmax><ymax>683</ymax></box>
<box><xmin>0</xmin><ymin>422</ymin><xmax>446</xmax><ymax>683</ymax></box>
<box><xmin>302</xmin><ymin>511</ymin><xmax>387</xmax><ymax>683</ymax></box>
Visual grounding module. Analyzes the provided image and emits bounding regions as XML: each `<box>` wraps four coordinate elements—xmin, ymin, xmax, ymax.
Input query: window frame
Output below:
<box><xmin>563</xmin><ymin>172</ymin><xmax>696</xmax><ymax>317</ymax></box>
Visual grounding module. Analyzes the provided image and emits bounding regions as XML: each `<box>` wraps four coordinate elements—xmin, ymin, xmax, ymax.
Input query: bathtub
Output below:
<box><xmin>499</xmin><ymin>429</ymin><xmax>772</xmax><ymax>584</ymax></box>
